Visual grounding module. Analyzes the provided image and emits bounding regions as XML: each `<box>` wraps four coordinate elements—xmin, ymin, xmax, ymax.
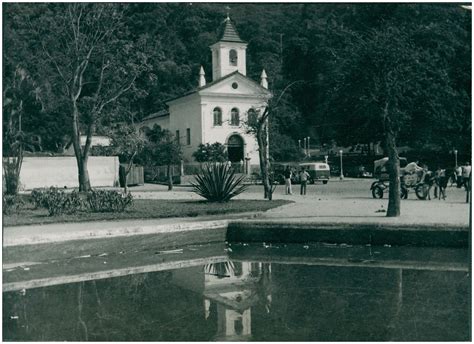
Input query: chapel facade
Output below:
<box><xmin>141</xmin><ymin>16</ymin><xmax>272</xmax><ymax>166</ymax></box>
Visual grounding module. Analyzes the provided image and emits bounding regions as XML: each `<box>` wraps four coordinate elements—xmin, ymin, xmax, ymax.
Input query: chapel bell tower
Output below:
<box><xmin>209</xmin><ymin>16</ymin><xmax>247</xmax><ymax>81</ymax></box>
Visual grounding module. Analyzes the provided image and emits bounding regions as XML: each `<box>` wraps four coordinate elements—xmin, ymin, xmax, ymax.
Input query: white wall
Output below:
<box><xmin>210</xmin><ymin>42</ymin><xmax>247</xmax><ymax>80</ymax></box>
<box><xmin>164</xmin><ymin>90</ymin><xmax>266</xmax><ymax>165</ymax></box>
<box><xmin>17</xmin><ymin>156</ymin><xmax>120</xmax><ymax>190</ymax></box>
<box><xmin>168</xmin><ymin>94</ymin><xmax>203</xmax><ymax>162</ymax></box>
<box><xmin>201</xmin><ymin>97</ymin><xmax>262</xmax><ymax>164</ymax></box>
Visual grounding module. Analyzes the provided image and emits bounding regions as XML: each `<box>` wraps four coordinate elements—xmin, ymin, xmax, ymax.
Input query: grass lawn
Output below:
<box><xmin>4</xmin><ymin>199</ymin><xmax>292</xmax><ymax>227</ymax></box>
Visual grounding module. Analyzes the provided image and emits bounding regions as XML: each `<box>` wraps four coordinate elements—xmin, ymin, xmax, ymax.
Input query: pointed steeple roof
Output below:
<box><xmin>219</xmin><ymin>17</ymin><xmax>245</xmax><ymax>43</ymax></box>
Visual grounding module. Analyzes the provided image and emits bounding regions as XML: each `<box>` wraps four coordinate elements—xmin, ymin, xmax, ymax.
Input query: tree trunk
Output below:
<box><xmin>385</xmin><ymin>127</ymin><xmax>400</xmax><ymax>217</ymax></box>
<box><xmin>77</xmin><ymin>157</ymin><xmax>91</xmax><ymax>192</ymax></box>
<box><xmin>71</xmin><ymin>104</ymin><xmax>92</xmax><ymax>192</ymax></box>
<box><xmin>167</xmin><ymin>164</ymin><xmax>173</xmax><ymax>191</ymax></box>
<box><xmin>4</xmin><ymin>155</ymin><xmax>23</xmax><ymax>195</ymax></box>
<box><xmin>124</xmin><ymin>177</ymin><xmax>129</xmax><ymax>193</ymax></box>
<box><xmin>123</xmin><ymin>160</ymin><xmax>134</xmax><ymax>194</ymax></box>
<box><xmin>257</xmin><ymin>120</ymin><xmax>272</xmax><ymax>200</ymax></box>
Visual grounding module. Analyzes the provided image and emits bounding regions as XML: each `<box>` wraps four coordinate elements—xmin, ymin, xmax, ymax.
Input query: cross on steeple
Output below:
<box><xmin>210</xmin><ymin>10</ymin><xmax>247</xmax><ymax>80</ymax></box>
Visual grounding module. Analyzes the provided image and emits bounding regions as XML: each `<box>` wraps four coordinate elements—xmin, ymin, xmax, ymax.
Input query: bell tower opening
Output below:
<box><xmin>229</xmin><ymin>49</ymin><xmax>238</xmax><ymax>66</ymax></box>
<box><xmin>209</xmin><ymin>17</ymin><xmax>247</xmax><ymax>80</ymax></box>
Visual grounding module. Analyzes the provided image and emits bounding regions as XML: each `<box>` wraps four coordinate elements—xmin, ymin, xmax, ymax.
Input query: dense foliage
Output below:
<box><xmin>86</xmin><ymin>190</ymin><xmax>134</xmax><ymax>212</ymax></box>
<box><xmin>31</xmin><ymin>187</ymin><xmax>134</xmax><ymax>215</ymax></box>
<box><xmin>3</xmin><ymin>3</ymin><xmax>471</xmax><ymax>163</ymax></box>
<box><xmin>31</xmin><ymin>188</ymin><xmax>83</xmax><ymax>216</ymax></box>
<box><xmin>192</xmin><ymin>143</ymin><xmax>227</xmax><ymax>163</ymax></box>
<box><xmin>2</xmin><ymin>195</ymin><xmax>25</xmax><ymax>215</ymax></box>
<box><xmin>140</xmin><ymin>124</ymin><xmax>182</xmax><ymax>190</ymax></box>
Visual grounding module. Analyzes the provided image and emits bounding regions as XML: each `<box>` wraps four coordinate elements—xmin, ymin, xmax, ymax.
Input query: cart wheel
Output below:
<box><xmin>415</xmin><ymin>183</ymin><xmax>429</xmax><ymax>200</ymax></box>
<box><xmin>323</xmin><ymin>180</ymin><xmax>328</xmax><ymax>185</ymax></box>
<box><xmin>372</xmin><ymin>185</ymin><xmax>384</xmax><ymax>198</ymax></box>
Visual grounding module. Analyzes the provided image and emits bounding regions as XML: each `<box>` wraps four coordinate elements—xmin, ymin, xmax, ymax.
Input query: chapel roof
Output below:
<box><xmin>141</xmin><ymin>109</ymin><xmax>169</xmax><ymax>121</ymax></box>
<box><xmin>218</xmin><ymin>17</ymin><xmax>245</xmax><ymax>43</ymax></box>
<box><xmin>164</xmin><ymin>71</ymin><xmax>270</xmax><ymax>104</ymax></box>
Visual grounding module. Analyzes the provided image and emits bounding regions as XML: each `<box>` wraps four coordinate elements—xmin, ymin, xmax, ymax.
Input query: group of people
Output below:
<box><xmin>433</xmin><ymin>162</ymin><xmax>471</xmax><ymax>200</ymax></box>
<box><xmin>283</xmin><ymin>166</ymin><xmax>310</xmax><ymax>195</ymax></box>
<box><xmin>453</xmin><ymin>163</ymin><xmax>471</xmax><ymax>189</ymax></box>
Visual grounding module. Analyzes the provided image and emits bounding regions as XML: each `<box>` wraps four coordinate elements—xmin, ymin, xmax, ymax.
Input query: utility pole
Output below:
<box><xmin>339</xmin><ymin>150</ymin><xmax>344</xmax><ymax>180</ymax></box>
<box><xmin>307</xmin><ymin>136</ymin><xmax>311</xmax><ymax>157</ymax></box>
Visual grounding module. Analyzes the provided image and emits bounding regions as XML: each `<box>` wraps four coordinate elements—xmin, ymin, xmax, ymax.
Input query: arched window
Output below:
<box><xmin>213</xmin><ymin>107</ymin><xmax>222</xmax><ymax>126</ymax></box>
<box><xmin>229</xmin><ymin>49</ymin><xmax>238</xmax><ymax>66</ymax></box>
<box><xmin>247</xmin><ymin>108</ymin><xmax>258</xmax><ymax>127</ymax></box>
<box><xmin>230</xmin><ymin>107</ymin><xmax>240</xmax><ymax>126</ymax></box>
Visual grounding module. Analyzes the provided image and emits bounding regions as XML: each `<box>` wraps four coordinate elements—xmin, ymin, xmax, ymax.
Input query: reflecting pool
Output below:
<box><xmin>3</xmin><ymin>243</ymin><xmax>470</xmax><ymax>341</ymax></box>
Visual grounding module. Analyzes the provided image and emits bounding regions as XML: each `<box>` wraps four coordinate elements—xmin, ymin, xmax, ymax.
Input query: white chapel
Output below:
<box><xmin>141</xmin><ymin>16</ymin><xmax>272</xmax><ymax>166</ymax></box>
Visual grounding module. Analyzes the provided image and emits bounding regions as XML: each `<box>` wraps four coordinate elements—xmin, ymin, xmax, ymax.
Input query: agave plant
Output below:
<box><xmin>192</xmin><ymin>162</ymin><xmax>248</xmax><ymax>202</ymax></box>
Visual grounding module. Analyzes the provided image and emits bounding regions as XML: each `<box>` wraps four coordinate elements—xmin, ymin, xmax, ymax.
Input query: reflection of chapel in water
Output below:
<box><xmin>172</xmin><ymin>261</ymin><xmax>271</xmax><ymax>341</ymax></box>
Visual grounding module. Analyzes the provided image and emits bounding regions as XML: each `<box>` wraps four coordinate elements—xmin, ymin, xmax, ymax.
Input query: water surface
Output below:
<box><xmin>3</xmin><ymin>243</ymin><xmax>470</xmax><ymax>341</ymax></box>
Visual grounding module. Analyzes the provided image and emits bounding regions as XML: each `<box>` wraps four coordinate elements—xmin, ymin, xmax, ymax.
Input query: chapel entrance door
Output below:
<box><xmin>227</xmin><ymin>134</ymin><xmax>244</xmax><ymax>162</ymax></box>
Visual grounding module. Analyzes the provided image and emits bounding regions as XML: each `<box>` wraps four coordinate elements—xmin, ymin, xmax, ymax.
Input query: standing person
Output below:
<box><xmin>434</xmin><ymin>167</ymin><xmax>448</xmax><ymax>200</ymax></box>
<box><xmin>466</xmin><ymin>172</ymin><xmax>471</xmax><ymax>203</ymax></box>
<box><xmin>283</xmin><ymin>166</ymin><xmax>292</xmax><ymax>195</ymax></box>
<box><xmin>437</xmin><ymin>168</ymin><xmax>448</xmax><ymax>200</ymax></box>
<box><xmin>462</xmin><ymin>162</ymin><xmax>471</xmax><ymax>189</ymax></box>
<box><xmin>433</xmin><ymin>167</ymin><xmax>442</xmax><ymax>198</ymax></box>
<box><xmin>299</xmin><ymin>167</ymin><xmax>310</xmax><ymax>195</ymax></box>
<box><xmin>456</xmin><ymin>165</ymin><xmax>463</xmax><ymax>188</ymax></box>
<box><xmin>449</xmin><ymin>168</ymin><xmax>457</xmax><ymax>186</ymax></box>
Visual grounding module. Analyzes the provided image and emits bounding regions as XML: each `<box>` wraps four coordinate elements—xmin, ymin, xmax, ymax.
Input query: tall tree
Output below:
<box><xmin>9</xmin><ymin>3</ymin><xmax>150</xmax><ymax>191</ymax></box>
<box><xmin>246</xmin><ymin>82</ymin><xmax>302</xmax><ymax>200</ymax></box>
<box><xmin>142</xmin><ymin>125</ymin><xmax>183</xmax><ymax>191</ymax></box>
<box><xmin>2</xmin><ymin>67</ymin><xmax>42</xmax><ymax>195</ymax></box>
<box><xmin>319</xmin><ymin>4</ymin><xmax>471</xmax><ymax>216</ymax></box>
<box><xmin>110</xmin><ymin>124</ymin><xmax>146</xmax><ymax>193</ymax></box>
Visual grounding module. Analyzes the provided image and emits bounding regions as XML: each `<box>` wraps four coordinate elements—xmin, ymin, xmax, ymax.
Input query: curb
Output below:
<box><xmin>5</xmin><ymin>218</ymin><xmax>469</xmax><ymax>249</ymax></box>
<box><xmin>226</xmin><ymin>221</ymin><xmax>470</xmax><ymax>248</ymax></box>
<box><xmin>3</xmin><ymin>220</ymin><xmax>230</xmax><ymax>247</ymax></box>
<box><xmin>3</xmin><ymin>211</ymin><xmax>264</xmax><ymax>248</ymax></box>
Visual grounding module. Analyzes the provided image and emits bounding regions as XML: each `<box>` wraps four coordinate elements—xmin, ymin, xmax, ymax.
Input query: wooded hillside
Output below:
<box><xmin>3</xmin><ymin>3</ymin><xmax>471</xmax><ymax>161</ymax></box>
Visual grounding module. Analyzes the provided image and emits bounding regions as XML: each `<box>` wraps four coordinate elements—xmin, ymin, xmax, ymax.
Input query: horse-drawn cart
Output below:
<box><xmin>370</xmin><ymin>157</ymin><xmax>430</xmax><ymax>200</ymax></box>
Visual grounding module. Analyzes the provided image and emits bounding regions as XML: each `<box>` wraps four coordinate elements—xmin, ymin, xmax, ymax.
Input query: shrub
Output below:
<box><xmin>191</xmin><ymin>163</ymin><xmax>248</xmax><ymax>202</ymax></box>
<box><xmin>38</xmin><ymin>188</ymin><xmax>84</xmax><ymax>216</ymax></box>
<box><xmin>86</xmin><ymin>190</ymin><xmax>133</xmax><ymax>212</ymax></box>
<box><xmin>31</xmin><ymin>188</ymin><xmax>49</xmax><ymax>209</ymax></box>
<box><xmin>2</xmin><ymin>194</ymin><xmax>25</xmax><ymax>215</ymax></box>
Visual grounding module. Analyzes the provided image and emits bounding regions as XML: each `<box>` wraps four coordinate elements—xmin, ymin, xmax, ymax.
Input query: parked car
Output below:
<box><xmin>274</xmin><ymin>162</ymin><xmax>330</xmax><ymax>184</ymax></box>
<box><xmin>345</xmin><ymin>165</ymin><xmax>373</xmax><ymax>178</ymax></box>
<box><xmin>298</xmin><ymin>162</ymin><xmax>330</xmax><ymax>184</ymax></box>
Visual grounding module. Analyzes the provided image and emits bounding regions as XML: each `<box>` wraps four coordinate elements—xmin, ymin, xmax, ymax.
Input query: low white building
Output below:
<box><xmin>141</xmin><ymin>16</ymin><xmax>272</xmax><ymax>166</ymax></box>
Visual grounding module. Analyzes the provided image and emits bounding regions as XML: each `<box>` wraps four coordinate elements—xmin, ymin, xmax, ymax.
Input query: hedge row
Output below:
<box><xmin>21</xmin><ymin>188</ymin><xmax>134</xmax><ymax>216</ymax></box>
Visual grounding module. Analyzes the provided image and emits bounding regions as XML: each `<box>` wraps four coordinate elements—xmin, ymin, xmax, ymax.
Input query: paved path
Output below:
<box><xmin>131</xmin><ymin>179</ymin><xmax>470</xmax><ymax>226</ymax></box>
<box><xmin>4</xmin><ymin>179</ymin><xmax>470</xmax><ymax>246</ymax></box>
